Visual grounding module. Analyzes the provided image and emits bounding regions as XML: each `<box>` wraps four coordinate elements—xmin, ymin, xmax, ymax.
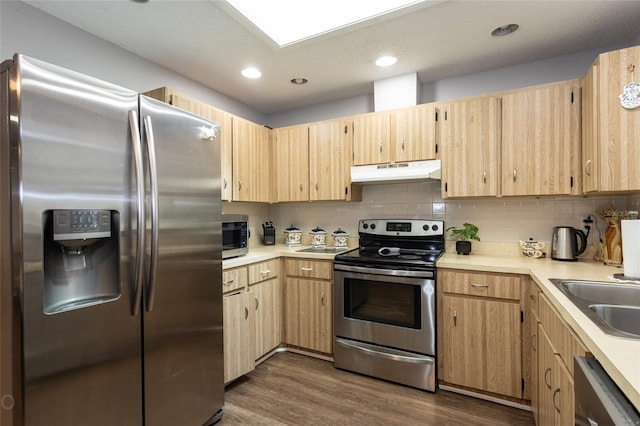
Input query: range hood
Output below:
<box><xmin>351</xmin><ymin>160</ymin><xmax>441</xmax><ymax>184</ymax></box>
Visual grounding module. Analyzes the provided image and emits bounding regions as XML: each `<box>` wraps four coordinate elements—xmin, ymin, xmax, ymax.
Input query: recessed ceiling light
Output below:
<box><xmin>375</xmin><ymin>56</ymin><xmax>398</xmax><ymax>67</ymax></box>
<box><xmin>290</xmin><ymin>78</ymin><xmax>309</xmax><ymax>85</ymax></box>
<box><xmin>241</xmin><ymin>67</ymin><xmax>262</xmax><ymax>79</ymax></box>
<box><xmin>491</xmin><ymin>24</ymin><xmax>519</xmax><ymax>37</ymax></box>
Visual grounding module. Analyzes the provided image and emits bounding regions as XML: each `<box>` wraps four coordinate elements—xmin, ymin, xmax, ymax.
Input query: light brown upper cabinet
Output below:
<box><xmin>391</xmin><ymin>103</ymin><xmax>439</xmax><ymax>162</ymax></box>
<box><xmin>582</xmin><ymin>45</ymin><xmax>640</xmax><ymax>193</ymax></box>
<box><xmin>273</xmin><ymin>125</ymin><xmax>310</xmax><ymax>202</ymax></box>
<box><xmin>309</xmin><ymin>119</ymin><xmax>359</xmax><ymax>201</ymax></box>
<box><xmin>440</xmin><ymin>96</ymin><xmax>501</xmax><ymax>198</ymax></box>
<box><xmin>142</xmin><ymin>87</ymin><xmax>234</xmax><ymax>201</ymax></box>
<box><xmin>232</xmin><ymin>117</ymin><xmax>271</xmax><ymax>202</ymax></box>
<box><xmin>501</xmin><ymin>80</ymin><xmax>581</xmax><ymax>196</ymax></box>
<box><xmin>352</xmin><ymin>111</ymin><xmax>392</xmax><ymax>165</ymax></box>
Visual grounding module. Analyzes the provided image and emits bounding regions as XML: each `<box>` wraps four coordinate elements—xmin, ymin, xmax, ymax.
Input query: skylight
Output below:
<box><xmin>225</xmin><ymin>0</ymin><xmax>428</xmax><ymax>47</ymax></box>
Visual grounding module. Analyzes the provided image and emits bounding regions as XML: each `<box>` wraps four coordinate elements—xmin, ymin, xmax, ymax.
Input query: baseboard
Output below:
<box><xmin>256</xmin><ymin>346</ymin><xmax>334</xmax><ymax>366</ymax></box>
<box><xmin>438</xmin><ymin>384</ymin><xmax>532</xmax><ymax>411</ymax></box>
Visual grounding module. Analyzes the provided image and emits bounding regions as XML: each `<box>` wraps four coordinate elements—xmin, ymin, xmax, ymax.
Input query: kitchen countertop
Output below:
<box><xmin>224</xmin><ymin>245</ymin><xmax>640</xmax><ymax>409</ymax></box>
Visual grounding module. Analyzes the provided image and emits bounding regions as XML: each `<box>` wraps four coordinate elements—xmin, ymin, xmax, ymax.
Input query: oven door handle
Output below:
<box><xmin>335</xmin><ymin>338</ymin><xmax>433</xmax><ymax>364</ymax></box>
<box><xmin>334</xmin><ymin>263</ymin><xmax>433</xmax><ymax>278</ymax></box>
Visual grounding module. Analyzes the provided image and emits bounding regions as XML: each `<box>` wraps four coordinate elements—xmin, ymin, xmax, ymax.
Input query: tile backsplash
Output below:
<box><xmin>224</xmin><ymin>181</ymin><xmax>636</xmax><ymax>247</ymax></box>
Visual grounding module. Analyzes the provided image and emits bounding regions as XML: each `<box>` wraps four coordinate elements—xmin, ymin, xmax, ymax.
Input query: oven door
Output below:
<box><xmin>334</xmin><ymin>264</ymin><xmax>435</xmax><ymax>356</ymax></box>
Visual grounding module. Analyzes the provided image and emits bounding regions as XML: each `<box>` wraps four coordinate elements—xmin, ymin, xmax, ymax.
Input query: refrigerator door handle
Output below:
<box><xmin>129</xmin><ymin>110</ymin><xmax>145</xmax><ymax>316</ymax></box>
<box><xmin>143</xmin><ymin>115</ymin><xmax>159</xmax><ymax>312</ymax></box>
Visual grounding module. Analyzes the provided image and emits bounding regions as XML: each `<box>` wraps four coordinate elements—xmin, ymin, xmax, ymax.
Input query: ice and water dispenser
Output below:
<box><xmin>43</xmin><ymin>209</ymin><xmax>120</xmax><ymax>314</ymax></box>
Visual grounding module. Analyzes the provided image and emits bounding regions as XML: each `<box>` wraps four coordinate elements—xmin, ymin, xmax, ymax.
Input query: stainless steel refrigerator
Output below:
<box><xmin>0</xmin><ymin>54</ymin><xmax>224</xmax><ymax>425</ymax></box>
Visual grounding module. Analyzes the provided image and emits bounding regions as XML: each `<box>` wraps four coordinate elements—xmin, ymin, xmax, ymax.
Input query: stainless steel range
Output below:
<box><xmin>333</xmin><ymin>218</ymin><xmax>445</xmax><ymax>392</ymax></box>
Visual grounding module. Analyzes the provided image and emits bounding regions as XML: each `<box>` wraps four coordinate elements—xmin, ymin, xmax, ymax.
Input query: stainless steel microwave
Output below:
<box><xmin>221</xmin><ymin>214</ymin><xmax>248</xmax><ymax>259</ymax></box>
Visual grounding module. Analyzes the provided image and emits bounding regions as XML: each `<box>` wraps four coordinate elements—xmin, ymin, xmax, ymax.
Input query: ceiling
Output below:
<box><xmin>23</xmin><ymin>0</ymin><xmax>640</xmax><ymax>115</ymax></box>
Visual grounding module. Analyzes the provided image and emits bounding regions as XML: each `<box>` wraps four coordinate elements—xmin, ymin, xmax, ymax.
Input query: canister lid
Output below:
<box><xmin>332</xmin><ymin>228</ymin><xmax>349</xmax><ymax>236</ymax></box>
<box><xmin>310</xmin><ymin>226</ymin><xmax>326</xmax><ymax>234</ymax></box>
<box><xmin>284</xmin><ymin>224</ymin><xmax>301</xmax><ymax>233</ymax></box>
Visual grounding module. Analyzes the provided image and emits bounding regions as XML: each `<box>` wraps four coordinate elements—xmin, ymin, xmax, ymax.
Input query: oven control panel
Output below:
<box><xmin>359</xmin><ymin>219</ymin><xmax>444</xmax><ymax>237</ymax></box>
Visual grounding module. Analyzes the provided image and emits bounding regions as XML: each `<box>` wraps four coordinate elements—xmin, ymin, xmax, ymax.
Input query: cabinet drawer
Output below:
<box><xmin>285</xmin><ymin>259</ymin><xmax>332</xmax><ymax>280</ymax></box>
<box><xmin>440</xmin><ymin>269</ymin><xmax>521</xmax><ymax>300</ymax></box>
<box><xmin>248</xmin><ymin>259</ymin><xmax>280</xmax><ymax>284</ymax></box>
<box><xmin>223</xmin><ymin>267</ymin><xmax>248</xmax><ymax>293</ymax></box>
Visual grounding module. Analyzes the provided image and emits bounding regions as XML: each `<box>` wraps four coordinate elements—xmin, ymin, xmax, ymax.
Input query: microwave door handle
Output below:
<box><xmin>129</xmin><ymin>110</ymin><xmax>145</xmax><ymax>317</ymax></box>
<box><xmin>143</xmin><ymin>115</ymin><xmax>159</xmax><ymax>312</ymax></box>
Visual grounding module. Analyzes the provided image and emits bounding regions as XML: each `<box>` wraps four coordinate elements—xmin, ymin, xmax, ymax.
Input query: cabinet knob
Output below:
<box><xmin>544</xmin><ymin>367</ymin><xmax>552</xmax><ymax>389</ymax></box>
<box><xmin>483</xmin><ymin>170</ymin><xmax>487</xmax><ymax>184</ymax></box>
<box><xmin>471</xmin><ymin>283</ymin><xmax>489</xmax><ymax>288</ymax></box>
<box><xmin>301</xmin><ymin>267</ymin><xmax>313</xmax><ymax>272</ymax></box>
<box><xmin>238</xmin><ymin>180</ymin><xmax>242</xmax><ymax>191</ymax></box>
<box><xmin>585</xmin><ymin>159</ymin><xmax>592</xmax><ymax>176</ymax></box>
<box><xmin>223</xmin><ymin>279</ymin><xmax>234</xmax><ymax>286</ymax></box>
<box><xmin>553</xmin><ymin>388</ymin><xmax>561</xmax><ymax>413</ymax></box>
<box><xmin>255</xmin><ymin>297</ymin><xmax>259</xmax><ymax>310</ymax></box>
<box><xmin>244</xmin><ymin>306</ymin><xmax>249</xmax><ymax>319</ymax></box>
<box><xmin>531</xmin><ymin>334</ymin><xmax>537</xmax><ymax>352</ymax></box>
<box><xmin>321</xmin><ymin>294</ymin><xmax>325</xmax><ymax>306</ymax></box>
<box><xmin>401</xmin><ymin>139</ymin><xmax>405</xmax><ymax>150</ymax></box>
<box><xmin>299</xmin><ymin>182</ymin><xmax>303</xmax><ymax>192</ymax></box>
<box><xmin>223</xmin><ymin>178</ymin><xmax>227</xmax><ymax>189</ymax></box>
<box><xmin>453</xmin><ymin>309</ymin><xmax>457</xmax><ymax>326</ymax></box>
<box><xmin>379</xmin><ymin>142</ymin><xmax>383</xmax><ymax>153</ymax></box>
<box><xmin>513</xmin><ymin>168</ymin><xmax>517</xmax><ymax>182</ymax></box>
<box><xmin>260</xmin><ymin>269</ymin><xmax>271</xmax><ymax>276</ymax></box>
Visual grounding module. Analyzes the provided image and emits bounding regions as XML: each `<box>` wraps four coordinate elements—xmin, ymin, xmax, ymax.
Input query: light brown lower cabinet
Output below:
<box><xmin>223</xmin><ymin>290</ymin><xmax>255</xmax><ymax>383</ymax></box>
<box><xmin>531</xmin><ymin>285</ymin><xmax>587</xmax><ymax>425</ymax></box>
<box><xmin>438</xmin><ymin>269</ymin><xmax>523</xmax><ymax>399</ymax></box>
<box><xmin>284</xmin><ymin>259</ymin><xmax>333</xmax><ymax>354</ymax></box>
<box><xmin>251</xmin><ymin>277</ymin><xmax>282</xmax><ymax>360</ymax></box>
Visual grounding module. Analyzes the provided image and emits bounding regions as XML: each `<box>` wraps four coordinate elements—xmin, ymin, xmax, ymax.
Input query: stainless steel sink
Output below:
<box><xmin>589</xmin><ymin>304</ymin><xmax>640</xmax><ymax>337</ymax></box>
<box><xmin>550</xmin><ymin>279</ymin><xmax>640</xmax><ymax>339</ymax></box>
<box><xmin>558</xmin><ymin>280</ymin><xmax>640</xmax><ymax>306</ymax></box>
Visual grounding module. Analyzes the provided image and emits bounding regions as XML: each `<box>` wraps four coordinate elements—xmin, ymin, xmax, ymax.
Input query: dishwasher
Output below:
<box><xmin>574</xmin><ymin>356</ymin><xmax>640</xmax><ymax>425</ymax></box>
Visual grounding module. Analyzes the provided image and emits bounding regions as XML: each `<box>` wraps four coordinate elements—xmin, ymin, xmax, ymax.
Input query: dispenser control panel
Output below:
<box><xmin>53</xmin><ymin>210</ymin><xmax>111</xmax><ymax>241</ymax></box>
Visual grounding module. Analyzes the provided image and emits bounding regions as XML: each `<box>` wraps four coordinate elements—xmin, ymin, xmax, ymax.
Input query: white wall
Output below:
<box><xmin>0</xmin><ymin>1</ymin><xmax>267</xmax><ymax>124</ymax></box>
<box><xmin>268</xmin><ymin>43</ymin><xmax>631</xmax><ymax>127</ymax></box>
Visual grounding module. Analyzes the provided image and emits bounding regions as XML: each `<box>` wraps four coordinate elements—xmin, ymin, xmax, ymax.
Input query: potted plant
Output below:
<box><xmin>446</xmin><ymin>223</ymin><xmax>480</xmax><ymax>255</ymax></box>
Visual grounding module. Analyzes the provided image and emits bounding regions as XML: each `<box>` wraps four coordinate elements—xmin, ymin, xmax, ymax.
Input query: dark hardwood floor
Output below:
<box><xmin>221</xmin><ymin>351</ymin><xmax>535</xmax><ymax>425</ymax></box>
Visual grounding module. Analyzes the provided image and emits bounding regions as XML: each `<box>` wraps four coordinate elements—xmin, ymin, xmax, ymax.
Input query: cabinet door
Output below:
<box><xmin>538</xmin><ymin>325</ymin><xmax>556</xmax><ymax>426</ymax></box>
<box><xmin>595</xmin><ymin>46</ymin><xmax>640</xmax><ymax>192</ymax></box>
<box><xmin>441</xmin><ymin>96</ymin><xmax>501</xmax><ymax>197</ymax></box>
<box><xmin>209</xmin><ymin>108</ymin><xmax>234</xmax><ymax>201</ymax></box>
<box><xmin>441</xmin><ymin>294</ymin><xmax>522</xmax><ymax>398</ymax></box>
<box><xmin>233</xmin><ymin>117</ymin><xmax>271</xmax><ymax>202</ymax></box>
<box><xmin>223</xmin><ymin>291</ymin><xmax>255</xmax><ymax>383</ymax></box>
<box><xmin>501</xmin><ymin>81</ymin><xmax>581</xmax><ymax>196</ymax></box>
<box><xmin>285</xmin><ymin>278</ymin><xmax>332</xmax><ymax>354</ymax></box>
<box><xmin>528</xmin><ymin>286</ymin><xmax>541</xmax><ymax>425</ymax></box>
<box><xmin>252</xmin><ymin>278</ymin><xmax>282</xmax><ymax>360</ymax></box>
<box><xmin>352</xmin><ymin>112</ymin><xmax>391</xmax><ymax>165</ymax></box>
<box><xmin>553</xmin><ymin>354</ymin><xmax>574</xmax><ymax>426</ymax></box>
<box><xmin>392</xmin><ymin>104</ymin><xmax>438</xmax><ymax>162</ymax></box>
<box><xmin>309</xmin><ymin>119</ymin><xmax>349</xmax><ymax>201</ymax></box>
<box><xmin>274</xmin><ymin>125</ymin><xmax>309</xmax><ymax>202</ymax></box>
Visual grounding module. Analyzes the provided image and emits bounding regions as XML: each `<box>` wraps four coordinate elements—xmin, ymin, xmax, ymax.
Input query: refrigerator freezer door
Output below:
<box><xmin>10</xmin><ymin>55</ymin><xmax>143</xmax><ymax>425</ymax></box>
<box><xmin>139</xmin><ymin>96</ymin><xmax>224</xmax><ymax>425</ymax></box>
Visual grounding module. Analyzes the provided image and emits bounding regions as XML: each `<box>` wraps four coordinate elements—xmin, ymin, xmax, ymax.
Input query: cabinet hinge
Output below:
<box><xmin>345</xmin><ymin>186</ymin><xmax>348</xmax><ymax>195</ymax></box>
<box><xmin>571</xmin><ymin>92</ymin><xmax>574</xmax><ymax>103</ymax></box>
<box><xmin>570</xmin><ymin>176</ymin><xmax>574</xmax><ymax>188</ymax></box>
<box><xmin>521</xmin><ymin>310</ymin><xmax>524</xmax><ymax>323</ymax></box>
<box><xmin>445</xmin><ymin>111</ymin><xmax>448</xmax><ymax>120</ymax></box>
<box><xmin>522</xmin><ymin>378</ymin><xmax>525</xmax><ymax>392</ymax></box>
<box><xmin>445</xmin><ymin>182</ymin><xmax>448</xmax><ymax>192</ymax></box>
<box><xmin>435</xmin><ymin>111</ymin><xmax>439</xmax><ymax>122</ymax></box>
<box><xmin>435</xmin><ymin>144</ymin><xmax>438</xmax><ymax>154</ymax></box>
<box><xmin>168</xmin><ymin>94</ymin><xmax>174</xmax><ymax>105</ymax></box>
<box><xmin>344</xmin><ymin>125</ymin><xmax>348</xmax><ymax>134</ymax></box>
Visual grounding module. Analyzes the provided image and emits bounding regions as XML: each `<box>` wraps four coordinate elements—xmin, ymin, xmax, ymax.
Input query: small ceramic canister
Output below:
<box><xmin>310</xmin><ymin>226</ymin><xmax>327</xmax><ymax>248</ymax></box>
<box><xmin>284</xmin><ymin>225</ymin><xmax>302</xmax><ymax>247</ymax></box>
<box><xmin>332</xmin><ymin>228</ymin><xmax>349</xmax><ymax>249</ymax></box>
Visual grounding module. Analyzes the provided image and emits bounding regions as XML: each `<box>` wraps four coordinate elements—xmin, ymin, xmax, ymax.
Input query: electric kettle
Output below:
<box><xmin>551</xmin><ymin>226</ymin><xmax>587</xmax><ymax>261</ymax></box>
